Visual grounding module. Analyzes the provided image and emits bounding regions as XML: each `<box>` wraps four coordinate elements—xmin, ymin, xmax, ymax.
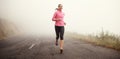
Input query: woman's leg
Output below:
<box><xmin>60</xmin><ymin>26</ymin><xmax>64</xmax><ymax>53</ymax></box>
<box><xmin>60</xmin><ymin>40</ymin><xmax>64</xmax><ymax>54</ymax></box>
<box><xmin>55</xmin><ymin>26</ymin><xmax>60</xmax><ymax>46</ymax></box>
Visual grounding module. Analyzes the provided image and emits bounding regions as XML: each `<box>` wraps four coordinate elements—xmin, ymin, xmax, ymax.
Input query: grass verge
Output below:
<box><xmin>66</xmin><ymin>31</ymin><xmax>120</xmax><ymax>51</ymax></box>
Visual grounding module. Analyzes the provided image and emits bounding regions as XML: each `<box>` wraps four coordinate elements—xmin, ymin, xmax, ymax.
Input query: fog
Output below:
<box><xmin>0</xmin><ymin>0</ymin><xmax>120</xmax><ymax>35</ymax></box>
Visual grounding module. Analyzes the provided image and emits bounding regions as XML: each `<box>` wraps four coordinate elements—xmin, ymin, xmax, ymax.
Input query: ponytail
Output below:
<box><xmin>55</xmin><ymin>8</ymin><xmax>58</xmax><ymax>10</ymax></box>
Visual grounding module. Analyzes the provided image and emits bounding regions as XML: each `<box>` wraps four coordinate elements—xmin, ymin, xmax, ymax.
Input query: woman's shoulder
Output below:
<box><xmin>54</xmin><ymin>11</ymin><xmax>59</xmax><ymax>14</ymax></box>
<box><xmin>54</xmin><ymin>10</ymin><xmax>65</xmax><ymax>15</ymax></box>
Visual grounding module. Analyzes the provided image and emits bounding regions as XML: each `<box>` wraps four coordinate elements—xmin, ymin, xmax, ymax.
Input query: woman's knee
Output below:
<box><xmin>60</xmin><ymin>36</ymin><xmax>64</xmax><ymax>40</ymax></box>
<box><xmin>56</xmin><ymin>35</ymin><xmax>59</xmax><ymax>39</ymax></box>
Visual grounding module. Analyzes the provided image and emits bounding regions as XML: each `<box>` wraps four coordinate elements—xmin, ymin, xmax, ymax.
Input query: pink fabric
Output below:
<box><xmin>52</xmin><ymin>10</ymin><xmax>65</xmax><ymax>26</ymax></box>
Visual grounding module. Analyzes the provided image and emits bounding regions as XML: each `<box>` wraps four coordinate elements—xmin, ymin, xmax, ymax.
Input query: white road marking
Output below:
<box><xmin>28</xmin><ymin>38</ymin><xmax>39</xmax><ymax>49</ymax></box>
<box><xmin>29</xmin><ymin>44</ymin><xmax>35</xmax><ymax>49</ymax></box>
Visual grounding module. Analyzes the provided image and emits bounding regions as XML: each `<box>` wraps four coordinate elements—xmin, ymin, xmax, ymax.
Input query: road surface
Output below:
<box><xmin>0</xmin><ymin>34</ymin><xmax>120</xmax><ymax>59</ymax></box>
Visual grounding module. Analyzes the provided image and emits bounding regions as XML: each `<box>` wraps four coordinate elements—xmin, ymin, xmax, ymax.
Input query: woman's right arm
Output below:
<box><xmin>52</xmin><ymin>12</ymin><xmax>61</xmax><ymax>21</ymax></box>
<box><xmin>52</xmin><ymin>12</ymin><xmax>57</xmax><ymax>21</ymax></box>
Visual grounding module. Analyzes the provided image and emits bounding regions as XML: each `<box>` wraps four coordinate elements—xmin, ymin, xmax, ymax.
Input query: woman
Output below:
<box><xmin>52</xmin><ymin>4</ymin><xmax>66</xmax><ymax>54</ymax></box>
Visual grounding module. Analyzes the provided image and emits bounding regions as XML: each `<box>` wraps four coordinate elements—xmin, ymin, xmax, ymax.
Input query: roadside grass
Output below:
<box><xmin>66</xmin><ymin>31</ymin><xmax>120</xmax><ymax>51</ymax></box>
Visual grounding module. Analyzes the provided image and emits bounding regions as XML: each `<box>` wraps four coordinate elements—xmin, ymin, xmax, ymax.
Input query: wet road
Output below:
<box><xmin>0</xmin><ymin>34</ymin><xmax>120</xmax><ymax>59</ymax></box>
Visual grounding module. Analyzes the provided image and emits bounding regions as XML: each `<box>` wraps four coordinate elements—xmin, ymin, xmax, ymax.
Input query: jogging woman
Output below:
<box><xmin>52</xmin><ymin>4</ymin><xmax>66</xmax><ymax>54</ymax></box>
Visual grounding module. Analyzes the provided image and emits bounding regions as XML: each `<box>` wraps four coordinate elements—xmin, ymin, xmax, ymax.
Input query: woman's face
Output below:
<box><xmin>58</xmin><ymin>4</ymin><xmax>63</xmax><ymax>10</ymax></box>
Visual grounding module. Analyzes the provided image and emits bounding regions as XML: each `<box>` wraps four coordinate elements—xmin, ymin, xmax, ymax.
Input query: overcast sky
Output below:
<box><xmin>0</xmin><ymin>0</ymin><xmax>120</xmax><ymax>35</ymax></box>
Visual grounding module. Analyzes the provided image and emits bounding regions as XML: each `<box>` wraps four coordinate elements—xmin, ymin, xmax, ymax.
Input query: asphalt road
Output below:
<box><xmin>0</xmin><ymin>34</ymin><xmax>120</xmax><ymax>59</ymax></box>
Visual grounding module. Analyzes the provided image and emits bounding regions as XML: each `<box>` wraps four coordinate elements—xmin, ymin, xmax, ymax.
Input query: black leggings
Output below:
<box><xmin>55</xmin><ymin>26</ymin><xmax>64</xmax><ymax>40</ymax></box>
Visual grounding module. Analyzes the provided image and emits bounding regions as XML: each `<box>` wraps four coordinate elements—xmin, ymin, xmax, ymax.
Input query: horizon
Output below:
<box><xmin>0</xmin><ymin>0</ymin><xmax>120</xmax><ymax>35</ymax></box>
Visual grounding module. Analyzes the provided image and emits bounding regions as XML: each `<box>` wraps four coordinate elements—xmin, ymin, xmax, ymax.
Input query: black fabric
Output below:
<box><xmin>55</xmin><ymin>26</ymin><xmax>64</xmax><ymax>40</ymax></box>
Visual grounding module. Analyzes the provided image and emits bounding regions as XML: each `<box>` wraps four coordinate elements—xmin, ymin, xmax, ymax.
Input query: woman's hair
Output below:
<box><xmin>58</xmin><ymin>4</ymin><xmax>62</xmax><ymax>7</ymax></box>
<box><xmin>55</xmin><ymin>8</ymin><xmax>58</xmax><ymax>10</ymax></box>
<box><xmin>55</xmin><ymin>4</ymin><xmax>62</xmax><ymax>10</ymax></box>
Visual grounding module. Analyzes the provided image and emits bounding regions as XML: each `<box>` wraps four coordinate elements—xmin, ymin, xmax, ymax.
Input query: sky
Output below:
<box><xmin>0</xmin><ymin>0</ymin><xmax>120</xmax><ymax>35</ymax></box>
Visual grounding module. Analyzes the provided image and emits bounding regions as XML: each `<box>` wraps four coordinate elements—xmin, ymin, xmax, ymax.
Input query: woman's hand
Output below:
<box><xmin>64</xmin><ymin>22</ymin><xmax>66</xmax><ymax>25</ymax></box>
<box><xmin>56</xmin><ymin>18</ymin><xmax>62</xmax><ymax>21</ymax></box>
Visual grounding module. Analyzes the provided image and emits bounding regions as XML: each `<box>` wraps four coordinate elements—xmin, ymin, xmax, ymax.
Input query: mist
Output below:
<box><xmin>0</xmin><ymin>0</ymin><xmax>120</xmax><ymax>35</ymax></box>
